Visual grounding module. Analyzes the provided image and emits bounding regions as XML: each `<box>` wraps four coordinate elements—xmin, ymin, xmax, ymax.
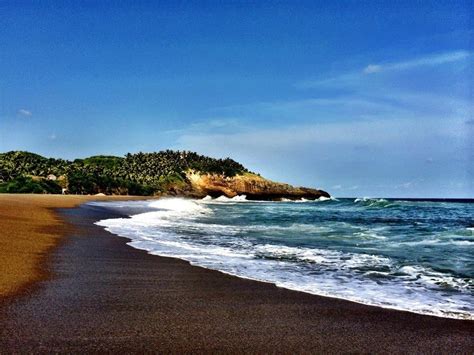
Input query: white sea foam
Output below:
<box><xmin>230</xmin><ymin>195</ymin><xmax>248</xmax><ymax>202</ymax></box>
<box><xmin>398</xmin><ymin>238</ymin><xmax>473</xmax><ymax>247</ymax></box>
<box><xmin>202</xmin><ymin>195</ymin><xmax>334</xmax><ymax>203</ymax></box>
<box><xmin>254</xmin><ymin>244</ymin><xmax>393</xmax><ymax>269</ymax></box>
<box><xmin>205</xmin><ymin>194</ymin><xmax>250</xmax><ymax>203</ymax></box>
<box><xmin>214</xmin><ymin>195</ymin><xmax>231</xmax><ymax>202</ymax></box>
<box><xmin>148</xmin><ymin>198</ymin><xmax>210</xmax><ymax>213</ymax></box>
<box><xmin>398</xmin><ymin>265</ymin><xmax>472</xmax><ymax>291</ymax></box>
<box><xmin>451</xmin><ymin>240</ymin><xmax>473</xmax><ymax>246</ymax></box>
<box><xmin>317</xmin><ymin>196</ymin><xmax>332</xmax><ymax>201</ymax></box>
<box><xmin>280</xmin><ymin>196</ymin><xmax>336</xmax><ymax>203</ymax></box>
<box><xmin>93</xmin><ymin>198</ymin><xmax>474</xmax><ymax>320</ymax></box>
<box><xmin>354</xmin><ymin>197</ymin><xmax>393</xmax><ymax>207</ymax></box>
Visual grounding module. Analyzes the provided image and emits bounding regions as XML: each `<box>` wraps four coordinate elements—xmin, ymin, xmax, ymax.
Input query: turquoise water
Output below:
<box><xmin>93</xmin><ymin>197</ymin><xmax>474</xmax><ymax>319</ymax></box>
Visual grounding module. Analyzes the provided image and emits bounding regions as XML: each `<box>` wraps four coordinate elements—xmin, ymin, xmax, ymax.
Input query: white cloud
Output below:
<box><xmin>209</xmin><ymin>96</ymin><xmax>410</xmax><ymax>123</ymax></box>
<box><xmin>171</xmin><ymin>49</ymin><xmax>473</xmax><ymax>196</ymax></box>
<box><xmin>363</xmin><ymin>50</ymin><xmax>470</xmax><ymax>75</ymax></box>
<box><xmin>400</xmin><ymin>182</ymin><xmax>413</xmax><ymax>189</ymax></box>
<box><xmin>299</xmin><ymin>50</ymin><xmax>471</xmax><ymax>88</ymax></box>
<box><xmin>363</xmin><ymin>64</ymin><xmax>381</xmax><ymax>74</ymax></box>
<box><xmin>49</xmin><ymin>133</ymin><xmax>57</xmax><ymax>140</ymax></box>
<box><xmin>165</xmin><ymin>117</ymin><xmax>244</xmax><ymax>135</ymax></box>
<box><xmin>17</xmin><ymin>109</ymin><xmax>32</xmax><ymax>117</ymax></box>
<box><xmin>177</xmin><ymin>116</ymin><xmax>466</xmax><ymax>154</ymax></box>
<box><xmin>173</xmin><ymin>116</ymin><xmax>471</xmax><ymax>195</ymax></box>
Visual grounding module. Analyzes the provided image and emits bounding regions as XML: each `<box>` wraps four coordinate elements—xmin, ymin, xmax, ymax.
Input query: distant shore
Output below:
<box><xmin>0</xmin><ymin>196</ymin><xmax>473</xmax><ymax>352</ymax></box>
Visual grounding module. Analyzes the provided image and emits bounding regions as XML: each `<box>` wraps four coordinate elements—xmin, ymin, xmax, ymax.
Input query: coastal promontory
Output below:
<box><xmin>0</xmin><ymin>150</ymin><xmax>329</xmax><ymax>200</ymax></box>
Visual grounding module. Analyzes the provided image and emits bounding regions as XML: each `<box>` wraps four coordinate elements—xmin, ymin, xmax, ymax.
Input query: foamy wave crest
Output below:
<box><xmin>280</xmin><ymin>196</ymin><xmax>336</xmax><ymax>203</ymax></box>
<box><xmin>148</xmin><ymin>198</ymin><xmax>210</xmax><ymax>213</ymax></box>
<box><xmin>254</xmin><ymin>244</ymin><xmax>393</xmax><ymax>269</ymax></box>
<box><xmin>354</xmin><ymin>197</ymin><xmax>395</xmax><ymax>208</ymax></box>
<box><xmin>293</xmin><ymin>198</ymin><xmax>310</xmax><ymax>203</ymax></box>
<box><xmin>96</xmin><ymin>198</ymin><xmax>213</xmax><ymax>230</ymax></box>
<box><xmin>217</xmin><ymin>194</ymin><xmax>248</xmax><ymax>202</ymax></box>
<box><xmin>93</xmin><ymin>197</ymin><xmax>474</xmax><ymax>320</ymax></box>
<box><xmin>202</xmin><ymin>195</ymin><xmax>250</xmax><ymax>203</ymax></box>
<box><xmin>317</xmin><ymin>196</ymin><xmax>333</xmax><ymax>201</ymax></box>
<box><xmin>398</xmin><ymin>265</ymin><xmax>472</xmax><ymax>291</ymax></box>
<box><xmin>202</xmin><ymin>195</ymin><xmax>334</xmax><ymax>203</ymax></box>
<box><xmin>397</xmin><ymin>238</ymin><xmax>473</xmax><ymax>247</ymax></box>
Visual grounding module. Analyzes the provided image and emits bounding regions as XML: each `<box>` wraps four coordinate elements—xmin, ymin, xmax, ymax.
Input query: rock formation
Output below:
<box><xmin>184</xmin><ymin>171</ymin><xmax>330</xmax><ymax>200</ymax></box>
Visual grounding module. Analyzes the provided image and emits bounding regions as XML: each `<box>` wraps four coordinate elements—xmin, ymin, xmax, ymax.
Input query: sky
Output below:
<box><xmin>0</xmin><ymin>1</ymin><xmax>473</xmax><ymax>198</ymax></box>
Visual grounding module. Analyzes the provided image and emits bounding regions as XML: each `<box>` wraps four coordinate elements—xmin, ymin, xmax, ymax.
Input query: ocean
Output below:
<box><xmin>91</xmin><ymin>196</ymin><xmax>474</xmax><ymax>320</ymax></box>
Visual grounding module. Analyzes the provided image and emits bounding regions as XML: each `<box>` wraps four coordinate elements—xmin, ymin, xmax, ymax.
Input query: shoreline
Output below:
<box><xmin>144</xmin><ymin>255</ymin><xmax>474</xmax><ymax>321</ymax></box>
<box><xmin>0</xmin><ymin>200</ymin><xmax>473</xmax><ymax>352</ymax></box>
<box><xmin>0</xmin><ymin>194</ymin><xmax>149</xmax><ymax>301</ymax></box>
<box><xmin>97</xmin><ymin>197</ymin><xmax>473</xmax><ymax>322</ymax></box>
<box><xmin>117</xmin><ymin>232</ymin><xmax>472</xmax><ymax>321</ymax></box>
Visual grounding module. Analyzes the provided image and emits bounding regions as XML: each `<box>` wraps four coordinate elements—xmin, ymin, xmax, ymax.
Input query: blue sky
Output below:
<box><xmin>0</xmin><ymin>1</ymin><xmax>472</xmax><ymax>197</ymax></box>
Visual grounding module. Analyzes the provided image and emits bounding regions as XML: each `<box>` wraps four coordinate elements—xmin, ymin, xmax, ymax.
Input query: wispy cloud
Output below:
<box><xmin>165</xmin><ymin>118</ymin><xmax>244</xmax><ymax>135</ymax></box>
<box><xmin>362</xmin><ymin>50</ymin><xmax>470</xmax><ymax>74</ymax></box>
<box><xmin>287</xmin><ymin>50</ymin><xmax>473</xmax><ymax>133</ymax></box>
<box><xmin>17</xmin><ymin>109</ymin><xmax>32</xmax><ymax>117</ymax></box>
<box><xmin>298</xmin><ymin>50</ymin><xmax>471</xmax><ymax>88</ymax></box>
<box><xmin>363</xmin><ymin>65</ymin><xmax>381</xmax><ymax>74</ymax></box>
<box><xmin>175</xmin><ymin>115</ymin><xmax>471</xmax><ymax>196</ymax></box>
<box><xmin>173</xmin><ymin>49</ymin><xmax>473</xmax><ymax>196</ymax></box>
<box><xmin>211</xmin><ymin>97</ymin><xmax>399</xmax><ymax>114</ymax></box>
<box><xmin>206</xmin><ymin>91</ymin><xmax>471</xmax><ymax>129</ymax></box>
<box><xmin>177</xmin><ymin>116</ymin><xmax>466</xmax><ymax>153</ymax></box>
<box><xmin>207</xmin><ymin>96</ymin><xmax>416</xmax><ymax>126</ymax></box>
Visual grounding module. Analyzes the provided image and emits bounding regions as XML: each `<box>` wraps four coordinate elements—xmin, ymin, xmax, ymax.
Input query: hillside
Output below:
<box><xmin>0</xmin><ymin>151</ymin><xmax>329</xmax><ymax>200</ymax></box>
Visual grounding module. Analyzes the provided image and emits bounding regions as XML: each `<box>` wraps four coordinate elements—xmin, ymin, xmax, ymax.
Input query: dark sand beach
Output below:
<box><xmin>1</xmin><ymin>202</ymin><xmax>473</xmax><ymax>353</ymax></box>
<box><xmin>0</xmin><ymin>194</ymin><xmax>147</xmax><ymax>300</ymax></box>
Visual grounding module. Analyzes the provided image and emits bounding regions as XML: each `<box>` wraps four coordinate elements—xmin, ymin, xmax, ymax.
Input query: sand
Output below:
<box><xmin>0</xmin><ymin>194</ymin><xmax>147</xmax><ymax>299</ymax></box>
<box><xmin>0</xmin><ymin>195</ymin><xmax>473</xmax><ymax>352</ymax></box>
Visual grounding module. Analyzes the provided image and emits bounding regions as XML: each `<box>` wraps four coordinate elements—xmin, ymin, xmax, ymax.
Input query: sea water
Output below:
<box><xmin>91</xmin><ymin>196</ymin><xmax>474</xmax><ymax>319</ymax></box>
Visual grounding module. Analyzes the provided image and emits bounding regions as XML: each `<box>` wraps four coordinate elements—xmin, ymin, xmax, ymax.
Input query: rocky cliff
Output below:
<box><xmin>0</xmin><ymin>150</ymin><xmax>330</xmax><ymax>198</ymax></box>
<box><xmin>183</xmin><ymin>171</ymin><xmax>330</xmax><ymax>200</ymax></box>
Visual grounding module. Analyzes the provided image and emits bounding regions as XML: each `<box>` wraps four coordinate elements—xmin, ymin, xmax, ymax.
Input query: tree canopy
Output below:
<box><xmin>0</xmin><ymin>150</ymin><xmax>250</xmax><ymax>195</ymax></box>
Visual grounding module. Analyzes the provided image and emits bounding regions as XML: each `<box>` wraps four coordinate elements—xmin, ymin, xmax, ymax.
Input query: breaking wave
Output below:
<box><xmin>354</xmin><ymin>197</ymin><xmax>397</xmax><ymax>208</ymax></box>
<box><xmin>93</xmin><ymin>197</ymin><xmax>474</xmax><ymax>320</ymax></box>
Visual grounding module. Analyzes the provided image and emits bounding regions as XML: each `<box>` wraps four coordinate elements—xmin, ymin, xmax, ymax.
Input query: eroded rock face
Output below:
<box><xmin>185</xmin><ymin>171</ymin><xmax>330</xmax><ymax>200</ymax></box>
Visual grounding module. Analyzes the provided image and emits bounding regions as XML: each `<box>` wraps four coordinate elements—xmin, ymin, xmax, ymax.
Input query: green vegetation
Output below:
<box><xmin>0</xmin><ymin>176</ymin><xmax>62</xmax><ymax>194</ymax></box>
<box><xmin>0</xmin><ymin>150</ymin><xmax>249</xmax><ymax>195</ymax></box>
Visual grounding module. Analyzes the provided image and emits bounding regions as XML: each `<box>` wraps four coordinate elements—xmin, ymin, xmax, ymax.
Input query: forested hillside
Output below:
<box><xmin>0</xmin><ymin>151</ymin><xmax>249</xmax><ymax>195</ymax></box>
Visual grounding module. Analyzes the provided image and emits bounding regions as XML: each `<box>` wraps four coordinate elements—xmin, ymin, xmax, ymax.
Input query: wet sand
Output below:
<box><xmin>0</xmin><ymin>194</ymin><xmax>147</xmax><ymax>299</ymax></box>
<box><xmin>0</xmin><ymin>202</ymin><xmax>472</xmax><ymax>353</ymax></box>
